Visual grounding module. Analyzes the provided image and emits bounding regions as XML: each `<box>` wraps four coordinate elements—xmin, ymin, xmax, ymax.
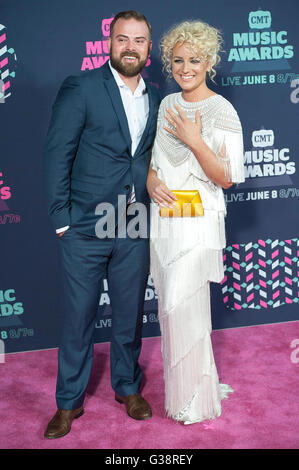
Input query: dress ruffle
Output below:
<box><xmin>153</xmin><ymin>280</ymin><xmax>233</xmax><ymax>423</ymax></box>
<box><xmin>180</xmin><ymin>383</ymin><xmax>234</xmax><ymax>425</ymax></box>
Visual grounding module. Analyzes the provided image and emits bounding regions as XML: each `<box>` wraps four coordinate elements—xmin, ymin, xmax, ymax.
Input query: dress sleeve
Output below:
<box><xmin>212</xmin><ymin>105</ymin><xmax>245</xmax><ymax>184</ymax></box>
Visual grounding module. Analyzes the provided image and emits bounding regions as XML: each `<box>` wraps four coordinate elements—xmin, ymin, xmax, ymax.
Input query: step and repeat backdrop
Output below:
<box><xmin>0</xmin><ymin>0</ymin><xmax>298</xmax><ymax>353</ymax></box>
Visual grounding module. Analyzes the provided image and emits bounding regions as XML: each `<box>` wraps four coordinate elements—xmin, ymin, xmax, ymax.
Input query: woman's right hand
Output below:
<box><xmin>146</xmin><ymin>167</ymin><xmax>177</xmax><ymax>208</ymax></box>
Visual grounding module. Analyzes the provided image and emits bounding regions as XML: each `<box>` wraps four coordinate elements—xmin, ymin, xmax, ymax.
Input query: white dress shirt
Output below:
<box><xmin>108</xmin><ymin>60</ymin><xmax>149</xmax><ymax>203</ymax></box>
<box><xmin>56</xmin><ymin>60</ymin><xmax>149</xmax><ymax>234</ymax></box>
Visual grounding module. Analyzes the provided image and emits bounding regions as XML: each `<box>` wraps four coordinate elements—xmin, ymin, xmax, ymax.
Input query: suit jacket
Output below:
<box><xmin>44</xmin><ymin>61</ymin><xmax>161</xmax><ymax>236</ymax></box>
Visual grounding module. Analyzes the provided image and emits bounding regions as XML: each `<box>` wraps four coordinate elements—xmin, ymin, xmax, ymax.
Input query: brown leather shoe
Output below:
<box><xmin>44</xmin><ymin>407</ymin><xmax>84</xmax><ymax>439</ymax></box>
<box><xmin>115</xmin><ymin>393</ymin><xmax>152</xmax><ymax>420</ymax></box>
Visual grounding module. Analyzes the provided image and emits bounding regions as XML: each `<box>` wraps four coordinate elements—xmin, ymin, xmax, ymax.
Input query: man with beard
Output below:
<box><xmin>44</xmin><ymin>10</ymin><xmax>160</xmax><ymax>439</ymax></box>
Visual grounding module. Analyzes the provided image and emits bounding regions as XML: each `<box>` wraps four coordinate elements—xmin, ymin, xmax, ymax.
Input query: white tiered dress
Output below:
<box><xmin>150</xmin><ymin>92</ymin><xmax>245</xmax><ymax>424</ymax></box>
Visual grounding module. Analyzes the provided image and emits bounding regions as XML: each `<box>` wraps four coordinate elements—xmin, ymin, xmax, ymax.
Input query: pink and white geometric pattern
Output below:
<box><xmin>0</xmin><ymin>24</ymin><xmax>17</xmax><ymax>103</ymax></box>
<box><xmin>221</xmin><ymin>238</ymin><xmax>299</xmax><ymax>310</ymax></box>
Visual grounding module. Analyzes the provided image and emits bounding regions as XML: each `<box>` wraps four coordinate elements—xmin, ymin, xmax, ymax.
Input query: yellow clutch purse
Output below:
<box><xmin>159</xmin><ymin>190</ymin><xmax>204</xmax><ymax>217</ymax></box>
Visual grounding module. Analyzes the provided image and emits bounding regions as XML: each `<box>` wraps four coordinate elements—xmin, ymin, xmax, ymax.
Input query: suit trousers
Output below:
<box><xmin>55</xmin><ymin>222</ymin><xmax>149</xmax><ymax>410</ymax></box>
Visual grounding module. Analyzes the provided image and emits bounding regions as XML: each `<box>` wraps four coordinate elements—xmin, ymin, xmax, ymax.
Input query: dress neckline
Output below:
<box><xmin>177</xmin><ymin>92</ymin><xmax>219</xmax><ymax>107</ymax></box>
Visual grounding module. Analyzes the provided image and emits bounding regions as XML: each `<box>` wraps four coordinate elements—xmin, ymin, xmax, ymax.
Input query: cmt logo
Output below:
<box><xmin>0</xmin><ymin>289</ymin><xmax>24</xmax><ymax>317</ymax></box>
<box><xmin>82</xmin><ymin>17</ymin><xmax>113</xmax><ymax>71</ymax></box>
<box><xmin>228</xmin><ymin>9</ymin><xmax>294</xmax><ymax>68</ymax></box>
<box><xmin>101</xmin><ymin>17</ymin><xmax>113</xmax><ymax>37</ymax></box>
<box><xmin>244</xmin><ymin>128</ymin><xmax>296</xmax><ymax>179</ymax></box>
<box><xmin>0</xmin><ymin>172</ymin><xmax>12</xmax><ymax>200</ymax></box>
<box><xmin>248</xmin><ymin>10</ymin><xmax>271</xmax><ymax>29</ymax></box>
<box><xmin>252</xmin><ymin>129</ymin><xmax>274</xmax><ymax>148</ymax></box>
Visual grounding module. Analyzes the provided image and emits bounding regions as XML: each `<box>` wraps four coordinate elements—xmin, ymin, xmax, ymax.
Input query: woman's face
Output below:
<box><xmin>171</xmin><ymin>42</ymin><xmax>210</xmax><ymax>94</ymax></box>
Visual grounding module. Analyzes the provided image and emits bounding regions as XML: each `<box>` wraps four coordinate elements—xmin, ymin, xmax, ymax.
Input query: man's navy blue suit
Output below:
<box><xmin>45</xmin><ymin>61</ymin><xmax>161</xmax><ymax>410</ymax></box>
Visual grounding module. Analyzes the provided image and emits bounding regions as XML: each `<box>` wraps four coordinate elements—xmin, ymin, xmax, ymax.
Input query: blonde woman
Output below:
<box><xmin>147</xmin><ymin>20</ymin><xmax>245</xmax><ymax>424</ymax></box>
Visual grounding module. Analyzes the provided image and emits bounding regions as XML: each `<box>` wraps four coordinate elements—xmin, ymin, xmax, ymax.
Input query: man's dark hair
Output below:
<box><xmin>110</xmin><ymin>10</ymin><xmax>152</xmax><ymax>39</ymax></box>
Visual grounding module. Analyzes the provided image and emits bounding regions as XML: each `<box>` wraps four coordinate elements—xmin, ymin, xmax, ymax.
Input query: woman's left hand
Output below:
<box><xmin>164</xmin><ymin>104</ymin><xmax>202</xmax><ymax>149</ymax></box>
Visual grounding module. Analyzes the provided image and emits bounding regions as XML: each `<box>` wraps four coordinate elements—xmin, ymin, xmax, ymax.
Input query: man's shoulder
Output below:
<box><xmin>62</xmin><ymin>62</ymin><xmax>110</xmax><ymax>88</ymax></box>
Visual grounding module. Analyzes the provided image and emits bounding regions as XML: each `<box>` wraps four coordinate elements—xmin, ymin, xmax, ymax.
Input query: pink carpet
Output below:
<box><xmin>1</xmin><ymin>321</ymin><xmax>299</xmax><ymax>449</ymax></box>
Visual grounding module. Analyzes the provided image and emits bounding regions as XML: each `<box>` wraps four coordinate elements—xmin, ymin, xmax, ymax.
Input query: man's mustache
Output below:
<box><xmin>120</xmin><ymin>52</ymin><xmax>140</xmax><ymax>60</ymax></box>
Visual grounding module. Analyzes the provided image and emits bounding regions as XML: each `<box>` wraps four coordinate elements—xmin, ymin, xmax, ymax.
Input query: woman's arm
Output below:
<box><xmin>164</xmin><ymin>104</ymin><xmax>233</xmax><ymax>189</ymax></box>
<box><xmin>188</xmin><ymin>137</ymin><xmax>233</xmax><ymax>190</ymax></box>
<box><xmin>146</xmin><ymin>165</ymin><xmax>177</xmax><ymax>207</ymax></box>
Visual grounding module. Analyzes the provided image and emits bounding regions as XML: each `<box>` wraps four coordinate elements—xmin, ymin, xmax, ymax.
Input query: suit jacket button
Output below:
<box><xmin>125</xmin><ymin>185</ymin><xmax>130</xmax><ymax>190</ymax></box>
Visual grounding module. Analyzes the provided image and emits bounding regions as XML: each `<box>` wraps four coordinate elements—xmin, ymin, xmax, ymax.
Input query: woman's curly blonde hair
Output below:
<box><xmin>160</xmin><ymin>20</ymin><xmax>223</xmax><ymax>83</ymax></box>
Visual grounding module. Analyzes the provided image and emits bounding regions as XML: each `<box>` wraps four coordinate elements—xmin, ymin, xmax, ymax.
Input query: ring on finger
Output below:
<box><xmin>170</xmin><ymin>121</ymin><xmax>176</xmax><ymax>131</ymax></box>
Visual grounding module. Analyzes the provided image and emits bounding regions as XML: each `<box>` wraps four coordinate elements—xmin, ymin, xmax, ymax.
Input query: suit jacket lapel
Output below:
<box><xmin>134</xmin><ymin>84</ymin><xmax>156</xmax><ymax>157</ymax></box>
<box><xmin>102</xmin><ymin>62</ymin><xmax>157</xmax><ymax>157</ymax></box>
<box><xmin>103</xmin><ymin>63</ymin><xmax>132</xmax><ymax>152</ymax></box>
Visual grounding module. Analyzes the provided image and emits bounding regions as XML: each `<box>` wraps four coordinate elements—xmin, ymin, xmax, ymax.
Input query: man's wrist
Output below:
<box><xmin>56</xmin><ymin>225</ymin><xmax>70</xmax><ymax>234</ymax></box>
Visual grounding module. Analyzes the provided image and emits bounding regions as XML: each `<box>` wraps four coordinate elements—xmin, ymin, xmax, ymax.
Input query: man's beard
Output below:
<box><xmin>110</xmin><ymin>49</ymin><xmax>150</xmax><ymax>77</ymax></box>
